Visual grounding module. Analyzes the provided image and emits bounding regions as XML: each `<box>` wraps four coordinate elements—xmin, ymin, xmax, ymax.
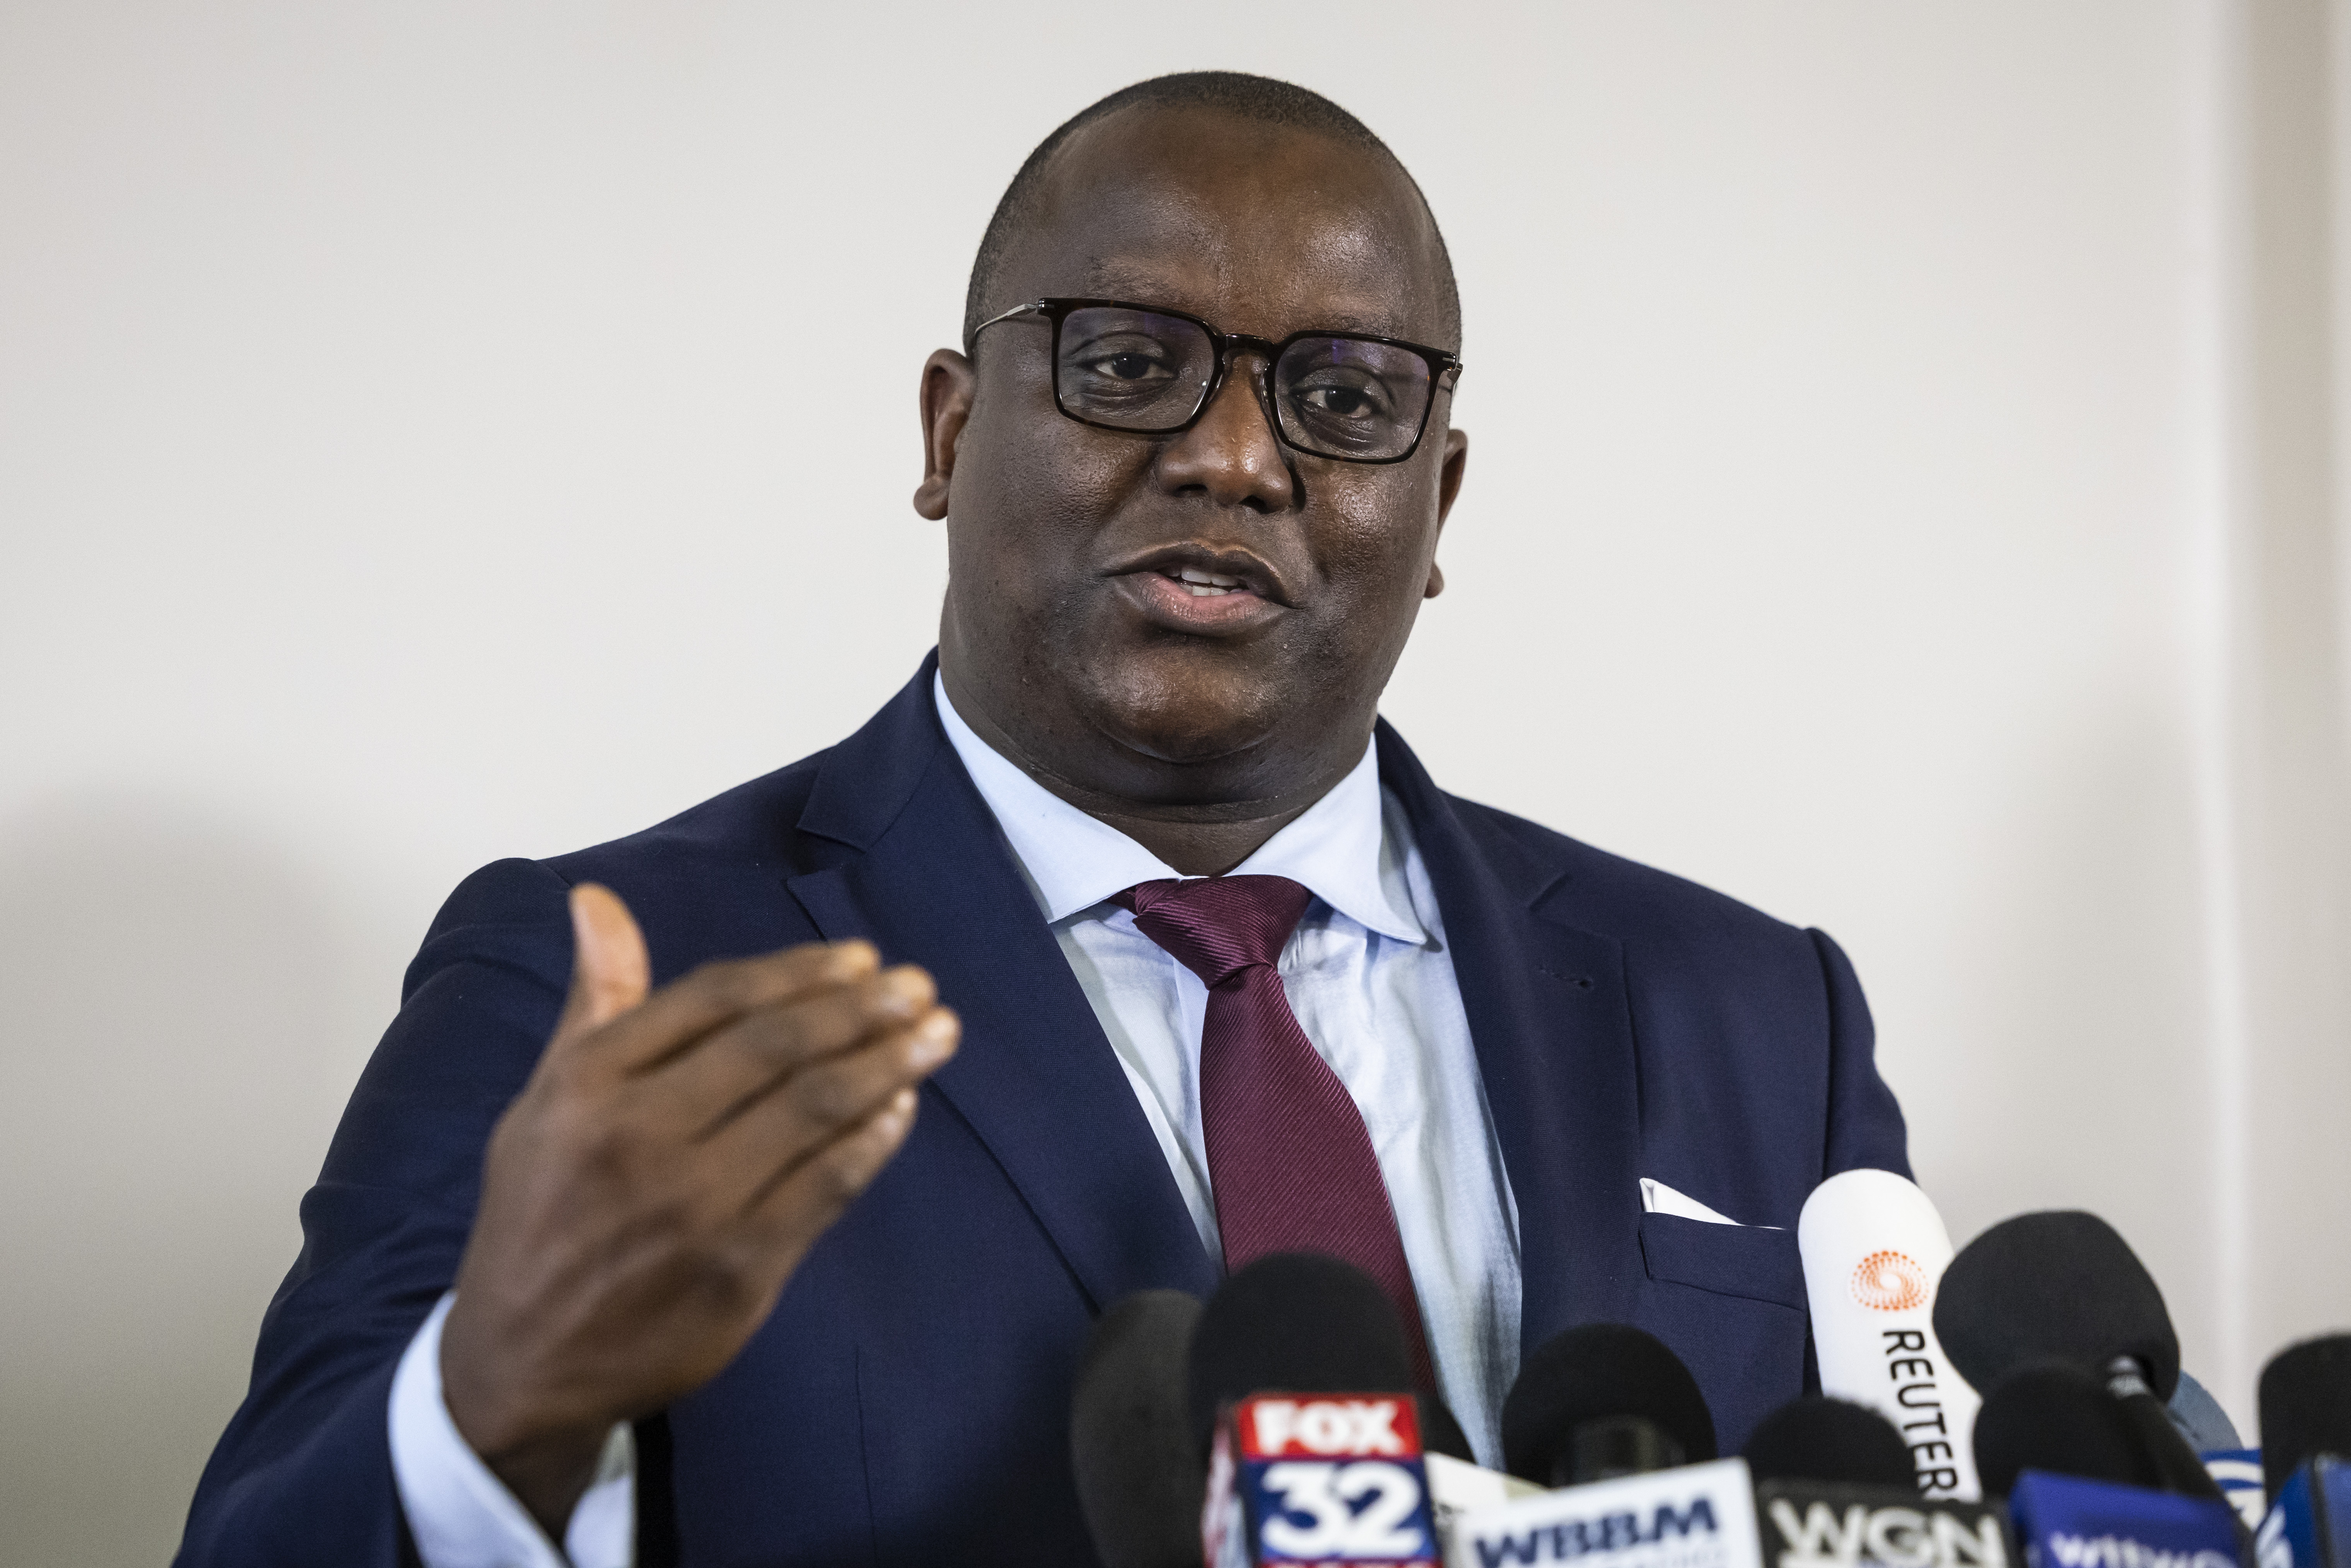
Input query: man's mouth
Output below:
<box><xmin>1164</xmin><ymin>566</ymin><xmax>1251</xmax><ymax>598</ymax></box>
<box><xmin>1104</xmin><ymin>544</ymin><xmax>1289</xmax><ymax>635</ymax></box>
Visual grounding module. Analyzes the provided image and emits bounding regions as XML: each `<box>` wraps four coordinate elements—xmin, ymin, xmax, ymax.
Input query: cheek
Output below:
<box><xmin>1312</xmin><ymin>473</ymin><xmax>1442</xmax><ymax>615</ymax></box>
<box><xmin>952</xmin><ymin>404</ymin><xmax>1120</xmax><ymax>560</ymax></box>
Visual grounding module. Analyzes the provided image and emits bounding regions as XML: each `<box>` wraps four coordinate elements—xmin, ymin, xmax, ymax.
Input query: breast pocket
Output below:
<box><xmin>1631</xmin><ymin>1213</ymin><xmax>1810</xmax><ymax>1455</ymax></box>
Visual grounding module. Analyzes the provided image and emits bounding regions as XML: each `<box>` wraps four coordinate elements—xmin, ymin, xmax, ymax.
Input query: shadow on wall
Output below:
<box><xmin>0</xmin><ymin>795</ymin><xmax>384</xmax><ymax>1567</ymax></box>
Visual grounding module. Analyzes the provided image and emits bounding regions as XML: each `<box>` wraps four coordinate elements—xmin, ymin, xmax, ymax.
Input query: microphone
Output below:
<box><xmin>1744</xmin><ymin>1395</ymin><xmax>2016</xmax><ymax>1568</ymax></box>
<box><xmin>1974</xmin><ymin>1355</ymin><xmax>2242</xmax><ymax>1568</ymax></box>
<box><xmin>1187</xmin><ymin>1252</ymin><xmax>1416</xmax><ymax>1460</ymax></box>
<box><xmin>1499</xmin><ymin>1323</ymin><xmax>1718</xmax><ymax>1489</ymax></box>
<box><xmin>1935</xmin><ymin>1211</ymin><xmax>2225</xmax><ymax>1503</ymax></box>
<box><xmin>1201</xmin><ymin>1391</ymin><xmax>1442</xmax><ymax>1568</ymax></box>
<box><xmin>1072</xmin><ymin>1289</ymin><xmax>1208</xmax><ymax>1568</ymax></box>
<box><xmin>1796</xmin><ymin>1168</ymin><xmax>1982</xmax><ymax>1498</ymax></box>
<box><xmin>2255</xmin><ymin>1333</ymin><xmax>2351</xmax><ymax>1568</ymax></box>
<box><xmin>1188</xmin><ymin>1253</ymin><xmax>1446</xmax><ymax>1567</ymax></box>
<box><xmin>1974</xmin><ymin>1360</ymin><xmax>2165</xmax><ymax>1497</ymax></box>
<box><xmin>1445</xmin><ymin>1326</ymin><xmax>1760</xmax><ymax>1568</ymax></box>
<box><xmin>2002</xmin><ymin>1470</ymin><xmax>2245</xmax><ymax>1568</ymax></box>
<box><xmin>1741</xmin><ymin>1397</ymin><xmax>1917</xmax><ymax>1488</ymax></box>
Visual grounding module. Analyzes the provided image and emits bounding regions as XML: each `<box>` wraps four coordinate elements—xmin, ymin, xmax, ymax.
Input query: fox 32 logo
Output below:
<box><xmin>1224</xmin><ymin>1395</ymin><xmax>1439</xmax><ymax>1566</ymax></box>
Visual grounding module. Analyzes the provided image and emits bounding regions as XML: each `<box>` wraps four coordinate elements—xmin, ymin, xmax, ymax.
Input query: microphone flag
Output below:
<box><xmin>1443</xmin><ymin>1457</ymin><xmax>1763</xmax><ymax>1568</ymax></box>
<box><xmin>1753</xmin><ymin>1479</ymin><xmax>2015</xmax><ymax>1568</ymax></box>
<box><xmin>1202</xmin><ymin>1393</ymin><xmax>1441</xmax><ymax>1568</ymax></box>
<box><xmin>2258</xmin><ymin>1457</ymin><xmax>2351</xmax><ymax>1568</ymax></box>
<box><xmin>2007</xmin><ymin>1471</ymin><xmax>2244</xmax><ymax>1568</ymax></box>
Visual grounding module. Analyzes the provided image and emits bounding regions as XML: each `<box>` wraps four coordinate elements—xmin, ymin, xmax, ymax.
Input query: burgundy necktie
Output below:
<box><xmin>1115</xmin><ymin>875</ymin><xmax>1434</xmax><ymax>1390</ymax></box>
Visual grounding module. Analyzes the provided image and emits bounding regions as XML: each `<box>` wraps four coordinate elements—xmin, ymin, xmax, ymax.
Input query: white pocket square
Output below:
<box><xmin>1640</xmin><ymin>1177</ymin><xmax>1779</xmax><ymax>1228</ymax></box>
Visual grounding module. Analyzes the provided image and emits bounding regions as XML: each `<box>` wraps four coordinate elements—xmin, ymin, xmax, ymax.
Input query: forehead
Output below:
<box><xmin>997</xmin><ymin>104</ymin><xmax>1451</xmax><ymax>346</ymax></box>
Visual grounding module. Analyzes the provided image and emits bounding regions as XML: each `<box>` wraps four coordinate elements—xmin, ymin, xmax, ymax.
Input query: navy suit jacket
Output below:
<box><xmin>179</xmin><ymin>655</ymin><xmax>1907</xmax><ymax>1566</ymax></box>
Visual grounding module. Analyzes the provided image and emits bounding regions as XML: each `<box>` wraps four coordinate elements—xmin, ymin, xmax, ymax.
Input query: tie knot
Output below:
<box><xmin>1114</xmin><ymin>875</ymin><xmax>1315</xmax><ymax>989</ymax></box>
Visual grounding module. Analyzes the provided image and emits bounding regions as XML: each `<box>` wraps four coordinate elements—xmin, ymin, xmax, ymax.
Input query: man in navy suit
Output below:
<box><xmin>180</xmin><ymin>72</ymin><xmax>1906</xmax><ymax>1566</ymax></box>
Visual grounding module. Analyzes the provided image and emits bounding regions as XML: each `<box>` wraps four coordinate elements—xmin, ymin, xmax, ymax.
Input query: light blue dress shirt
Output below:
<box><xmin>933</xmin><ymin>674</ymin><xmax>1524</xmax><ymax>1465</ymax></box>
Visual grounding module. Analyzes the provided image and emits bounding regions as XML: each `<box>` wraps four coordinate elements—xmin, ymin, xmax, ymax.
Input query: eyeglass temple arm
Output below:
<box><xmin>963</xmin><ymin>299</ymin><xmax>1049</xmax><ymax>355</ymax></box>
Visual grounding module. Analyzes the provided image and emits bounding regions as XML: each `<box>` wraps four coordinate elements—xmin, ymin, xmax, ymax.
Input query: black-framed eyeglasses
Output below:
<box><xmin>968</xmin><ymin>297</ymin><xmax>1462</xmax><ymax>466</ymax></box>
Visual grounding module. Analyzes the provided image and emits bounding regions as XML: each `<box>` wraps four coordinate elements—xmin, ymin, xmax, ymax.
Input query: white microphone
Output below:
<box><xmin>1797</xmin><ymin>1169</ymin><xmax>1982</xmax><ymax>1500</ymax></box>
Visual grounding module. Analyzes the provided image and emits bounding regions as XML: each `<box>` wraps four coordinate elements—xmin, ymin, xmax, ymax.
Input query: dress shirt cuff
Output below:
<box><xmin>388</xmin><ymin>1292</ymin><xmax>637</xmax><ymax>1568</ymax></box>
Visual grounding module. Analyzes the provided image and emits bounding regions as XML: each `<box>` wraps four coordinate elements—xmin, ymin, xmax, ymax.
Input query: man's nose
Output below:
<box><xmin>1153</xmin><ymin>356</ymin><xmax>1297</xmax><ymax>511</ymax></box>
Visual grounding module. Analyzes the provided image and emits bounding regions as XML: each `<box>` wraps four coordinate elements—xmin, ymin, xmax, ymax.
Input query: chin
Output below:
<box><xmin>1079</xmin><ymin>654</ymin><xmax>1299</xmax><ymax>772</ymax></box>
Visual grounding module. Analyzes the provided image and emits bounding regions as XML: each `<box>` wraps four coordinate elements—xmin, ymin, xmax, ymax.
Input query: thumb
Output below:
<box><xmin>555</xmin><ymin>883</ymin><xmax>650</xmax><ymax>1040</ymax></box>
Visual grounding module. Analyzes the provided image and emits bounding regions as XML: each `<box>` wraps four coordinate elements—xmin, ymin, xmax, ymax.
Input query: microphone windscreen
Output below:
<box><xmin>1973</xmin><ymin>1359</ymin><xmax>2164</xmax><ymax>1498</ymax></box>
<box><xmin>1741</xmin><ymin>1396</ymin><xmax>1917</xmax><ymax>1487</ymax></box>
<box><xmin>1185</xmin><ymin>1252</ymin><xmax>1413</xmax><ymax>1457</ymax></box>
<box><xmin>2258</xmin><ymin>1331</ymin><xmax>2351</xmax><ymax>1501</ymax></box>
<box><xmin>1072</xmin><ymin>1290</ymin><xmax>1207</xmax><ymax>1568</ymax></box>
<box><xmin>1933</xmin><ymin>1211</ymin><xmax>2181</xmax><ymax>1400</ymax></box>
<box><xmin>1422</xmin><ymin>1393</ymin><xmax>1475</xmax><ymax>1464</ymax></box>
<box><xmin>1500</xmin><ymin>1322</ymin><xmax>1716</xmax><ymax>1486</ymax></box>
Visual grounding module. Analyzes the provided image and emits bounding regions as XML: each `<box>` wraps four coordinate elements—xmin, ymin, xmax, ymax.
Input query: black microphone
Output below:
<box><xmin>1184</xmin><ymin>1252</ymin><xmax>1418</xmax><ymax>1460</ymax></box>
<box><xmin>2260</xmin><ymin>1333</ymin><xmax>2351</xmax><ymax>1503</ymax></box>
<box><xmin>1454</xmin><ymin>1329</ymin><xmax>1752</xmax><ymax>1568</ymax></box>
<box><xmin>1745</xmin><ymin>1395</ymin><xmax>2017</xmax><ymax>1568</ymax></box>
<box><xmin>2255</xmin><ymin>1332</ymin><xmax>2351</xmax><ymax>1568</ymax></box>
<box><xmin>1976</xmin><ymin>1362</ymin><xmax>2247</xmax><ymax>1568</ymax></box>
<box><xmin>1190</xmin><ymin>1253</ymin><xmax>1458</xmax><ymax>1568</ymax></box>
<box><xmin>1071</xmin><ymin>1289</ymin><xmax>1207</xmax><ymax>1568</ymax></box>
<box><xmin>1741</xmin><ymin>1397</ymin><xmax>1917</xmax><ymax>1488</ymax></box>
<box><xmin>1973</xmin><ymin>1359</ymin><xmax>2165</xmax><ymax>1497</ymax></box>
<box><xmin>1500</xmin><ymin>1322</ymin><xmax>1718</xmax><ymax>1489</ymax></box>
<box><xmin>1934</xmin><ymin>1211</ymin><xmax>2225</xmax><ymax>1502</ymax></box>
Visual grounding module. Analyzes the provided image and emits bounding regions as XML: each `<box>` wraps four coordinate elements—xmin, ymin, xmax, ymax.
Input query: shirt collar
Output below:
<box><xmin>932</xmin><ymin>671</ymin><xmax>1426</xmax><ymax>944</ymax></box>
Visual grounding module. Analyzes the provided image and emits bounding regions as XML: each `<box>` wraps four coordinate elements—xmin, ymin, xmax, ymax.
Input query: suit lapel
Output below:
<box><xmin>1376</xmin><ymin>722</ymin><xmax>1647</xmax><ymax>1353</ymax></box>
<box><xmin>786</xmin><ymin>662</ymin><xmax>1218</xmax><ymax>1310</ymax></box>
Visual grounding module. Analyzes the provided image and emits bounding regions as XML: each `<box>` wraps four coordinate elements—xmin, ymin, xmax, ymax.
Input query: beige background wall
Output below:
<box><xmin>3</xmin><ymin>3</ymin><xmax>2346</xmax><ymax>1561</ymax></box>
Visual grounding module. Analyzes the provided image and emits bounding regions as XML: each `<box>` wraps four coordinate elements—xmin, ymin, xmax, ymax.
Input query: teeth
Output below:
<box><xmin>1174</xmin><ymin>567</ymin><xmax>1245</xmax><ymax>597</ymax></box>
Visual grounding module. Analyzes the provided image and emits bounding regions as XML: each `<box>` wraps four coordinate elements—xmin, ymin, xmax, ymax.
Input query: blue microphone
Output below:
<box><xmin>1975</xmin><ymin>1361</ymin><xmax>2247</xmax><ymax>1568</ymax></box>
<box><xmin>2255</xmin><ymin>1334</ymin><xmax>2351</xmax><ymax>1568</ymax></box>
<box><xmin>2007</xmin><ymin>1471</ymin><xmax>2244</xmax><ymax>1568</ymax></box>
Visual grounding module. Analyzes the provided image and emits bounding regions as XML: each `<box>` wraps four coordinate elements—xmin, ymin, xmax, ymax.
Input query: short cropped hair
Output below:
<box><xmin>963</xmin><ymin>70</ymin><xmax>1461</xmax><ymax>351</ymax></box>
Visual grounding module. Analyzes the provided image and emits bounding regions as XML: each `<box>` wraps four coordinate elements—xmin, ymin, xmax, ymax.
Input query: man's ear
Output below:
<box><xmin>913</xmin><ymin>349</ymin><xmax>977</xmax><ymax>521</ymax></box>
<box><xmin>1426</xmin><ymin>427</ymin><xmax>1468</xmax><ymax>598</ymax></box>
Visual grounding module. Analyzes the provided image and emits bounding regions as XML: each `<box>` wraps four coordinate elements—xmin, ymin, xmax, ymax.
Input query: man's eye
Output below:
<box><xmin>1302</xmin><ymin>386</ymin><xmax>1374</xmax><ymax>417</ymax></box>
<box><xmin>1295</xmin><ymin>380</ymin><xmax>1393</xmax><ymax>420</ymax></box>
<box><xmin>1089</xmin><ymin>353</ymin><xmax>1170</xmax><ymax>382</ymax></box>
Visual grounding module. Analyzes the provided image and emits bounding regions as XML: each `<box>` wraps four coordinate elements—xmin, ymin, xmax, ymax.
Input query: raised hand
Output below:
<box><xmin>437</xmin><ymin>884</ymin><xmax>958</xmax><ymax>1532</ymax></box>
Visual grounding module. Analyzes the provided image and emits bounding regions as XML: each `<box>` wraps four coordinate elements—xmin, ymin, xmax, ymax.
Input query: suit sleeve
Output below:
<box><xmin>174</xmin><ymin>858</ymin><xmax>577</xmax><ymax>1568</ymax></box>
<box><xmin>1806</xmin><ymin>927</ymin><xmax>1911</xmax><ymax>1181</ymax></box>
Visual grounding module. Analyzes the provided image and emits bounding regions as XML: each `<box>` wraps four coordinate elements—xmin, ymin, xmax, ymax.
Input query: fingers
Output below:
<box><xmin>700</xmin><ymin>1005</ymin><xmax>957</xmax><ymax>1195</ymax></box>
<box><xmin>664</xmin><ymin>966</ymin><xmax>939</xmax><ymax>1132</ymax></box>
<box><xmin>554</xmin><ymin>885</ymin><xmax>651</xmax><ymax>1041</ymax></box>
<box><xmin>743</xmin><ymin>1083</ymin><xmax>924</xmax><ymax>1251</ymax></box>
<box><xmin>558</xmin><ymin>935</ymin><xmax>884</xmax><ymax>1077</ymax></box>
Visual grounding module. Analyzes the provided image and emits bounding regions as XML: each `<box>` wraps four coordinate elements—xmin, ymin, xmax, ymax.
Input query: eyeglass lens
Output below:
<box><xmin>1053</xmin><ymin>305</ymin><xmax>1435</xmax><ymax>461</ymax></box>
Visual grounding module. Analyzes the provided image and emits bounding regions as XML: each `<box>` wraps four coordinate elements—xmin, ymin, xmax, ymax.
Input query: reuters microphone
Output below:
<box><xmin>1201</xmin><ymin>1392</ymin><xmax>1441</xmax><ymax>1568</ymax></box>
<box><xmin>1798</xmin><ymin>1169</ymin><xmax>1983</xmax><ymax>1499</ymax></box>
